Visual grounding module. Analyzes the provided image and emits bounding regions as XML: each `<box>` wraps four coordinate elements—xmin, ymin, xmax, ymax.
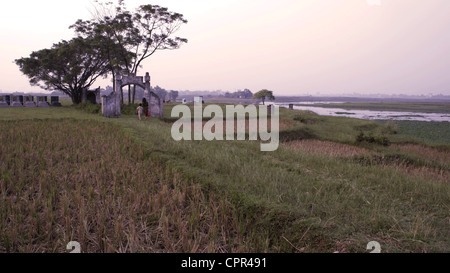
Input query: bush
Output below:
<box><xmin>382</xmin><ymin>120</ymin><xmax>399</xmax><ymax>135</ymax></box>
<box><xmin>356</xmin><ymin>132</ymin><xmax>365</xmax><ymax>143</ymax></box>
<box><xmin>355</xmin><ymin>132</ymin><xmax>390</xmax><ymax>146</ymax></box>
<box><xmin>74</xmin><ymin>102</ymin><xmax>101</xmax><ymax>114</ymax></box>
<box><xmin>375</xmin><ymin>135</ymin><xmax>391</xmax><ymax>146</ymax></box>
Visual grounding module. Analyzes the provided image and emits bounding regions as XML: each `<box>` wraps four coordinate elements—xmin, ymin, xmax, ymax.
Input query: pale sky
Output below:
<box><xmin>1</xmin><ymin>0</ymin><xmax>449</xmax><ymax>96</ymax></box>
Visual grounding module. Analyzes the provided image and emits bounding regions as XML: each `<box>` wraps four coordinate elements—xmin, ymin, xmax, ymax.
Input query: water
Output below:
<box><xmin>271</xmin><ymin>102</ymin><xmax>450</xmax><ymax>122</ymax></box>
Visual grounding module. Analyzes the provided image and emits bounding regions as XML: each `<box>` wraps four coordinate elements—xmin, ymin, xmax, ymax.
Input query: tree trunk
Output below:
<box><xmin>132</xmin><ymin>85</ymin><xmax>136</xmax><ymax>105</ymax></box>
<box><xmin>72</xmin><ymin>89</ymin><xmax>83</xmax><ymax>105</ymax></box>
<box><xmin>121</xmin><ymin>87</ymin><xmax>124</xmax><ymax>106</ymax></box>
<box><xmin>120</xmin><ymin>87</ymin><xmax>124</xmax><ymax>106</ymax></box>
<box><xmin>128</xmin><ymin>85</ymin><xmax>131</xmax><ymax>105</ymax></box>
<box><xmin>112</xmin><ymin>73</ymin><xmax>116</xmax><ymax>95</ymax></box>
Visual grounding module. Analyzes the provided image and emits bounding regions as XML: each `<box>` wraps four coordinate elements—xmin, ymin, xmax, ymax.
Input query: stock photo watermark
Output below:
<box><xmin>66</xmin><ymin>241</ymin><xmax>81</xmax><ymax>253</ymax></box>
<box><xmin>367</xmin><ymin>241</ymin><xmax>382</xmax><ymax>253</ymax></box>
<box><xmin>66</xmin><ymin>240</ymin><xmax>381</xmax><ymax>253</ymax></box>
<box><xmin>170</xmin><ymin>100</ymin><xmax>280</xmax><ymax>152</ymax></box>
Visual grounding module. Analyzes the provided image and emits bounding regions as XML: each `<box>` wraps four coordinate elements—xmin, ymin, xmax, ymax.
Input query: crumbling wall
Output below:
<box><xmin>102</xmin><ymin>72</ymin><xmax>164</xmax><ymax>119</ymax></box>
<box><xmin>10</xmin><ymin>96</ymin><xmax>23</xmax><ymax>107</ymax></box>
<box><xmin>24</xmin><ymin>96</ymin><xmax>36</xmax><ymax>107</ymax></box>
<box><xmin>36</xmin><ymin>96</ymin><xmax>50</xmax><ymax>108</ymax></box>
<box><xmin>149</xmin><ymin>91</ymin><xmax>164</xmax><ymax>119</ymax></box>
<box><xmin>102</xmin><ymin>91</ymin><xmax>121</xmax><ymax>118</ymax></box>
<box><xmin>0</xmin><ymin>95</ymin><xmax>8</xmax><ymax>108</ymax></box>
<box><xmin>82</xmin><ymin>87</ymin><xmax>101</xmax><ymax>105</ymax></box>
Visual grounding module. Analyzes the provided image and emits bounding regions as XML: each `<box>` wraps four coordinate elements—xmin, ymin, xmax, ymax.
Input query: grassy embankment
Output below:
<box><xmin>0</xmin><ymin>103</ymin><xmax>449</xmax><ymax>253</ymax></box>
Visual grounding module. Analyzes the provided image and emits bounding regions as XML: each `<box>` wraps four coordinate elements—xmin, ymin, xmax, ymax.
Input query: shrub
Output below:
<box><xmin>74</xmin><ymin>102</ymin><xmax>101</xmax><ymax>114</ymax></box>
<box><xmin>383</xmin><ymin>120</ymin><xmax>399</xmax><ymax>135</ymax></box>
<box><xmin>356</xmin><ymin>132</ymin><xmax>365</xmax><ymax>143</ymax></box>
<box><xmin>356</xmin><ymin>132</ymin><xmax>390</xmax><ymax>146</ymax></box>
<box><xmin>375</xmin><ymin>135</ymin><xmax>391</xmax><ymax>146</ymax></box>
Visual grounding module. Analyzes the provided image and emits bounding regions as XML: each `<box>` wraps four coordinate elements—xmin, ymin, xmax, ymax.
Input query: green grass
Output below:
<box><xmin>0</xmin><ymin>105</ymin><xmax>449</xmax><ymax>253</ymax></box>
<box><xmin>388</xmin><ymin>120</ymin><xmax>450</xmax><ymax>146</ymax></box>
<box><xmin>112</xmin><ymin>114</ymin><xmax>449</xmax><ymax>252</ymax></box>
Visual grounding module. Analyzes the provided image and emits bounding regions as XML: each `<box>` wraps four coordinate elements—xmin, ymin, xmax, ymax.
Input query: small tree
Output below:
<box><xmin>253</xmin><ymin>90</ymin><xmax>275</xmax><ymax>105</ymax></box>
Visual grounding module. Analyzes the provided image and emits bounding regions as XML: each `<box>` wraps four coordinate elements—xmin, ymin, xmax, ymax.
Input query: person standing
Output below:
<box><xmin>137</xmin><ymin>104</ymin><xmax>144</xmax><ymax>120</ymax></box>
<box><xmin>142</xmin><ymin>98</ymin><xmax>149</xmax><ymax>120</ymax></box>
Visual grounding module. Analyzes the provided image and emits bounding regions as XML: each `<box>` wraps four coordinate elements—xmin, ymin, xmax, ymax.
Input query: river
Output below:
<box><xmin>271</xmin><ymin>102</ymin><xmax>450</xmax><ymax>122</ymax></box>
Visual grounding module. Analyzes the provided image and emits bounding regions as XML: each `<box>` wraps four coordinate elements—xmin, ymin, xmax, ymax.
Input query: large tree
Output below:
<box><xmin>253</xmin><ymin>90</ymin><xmax>275</xmax><ymax>105</ymax></box>
<box><xmin>71</xmin><ymin>1</ymin><xmax>188</xmax><ymax>104</ymax></box>
<box><xmin>15</xmin><ymin>37</ymin><xmax>112</xmax><ymax>104</ymax></box>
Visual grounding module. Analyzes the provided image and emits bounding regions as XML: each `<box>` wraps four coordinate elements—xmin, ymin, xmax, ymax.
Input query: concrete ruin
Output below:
<box><xmin>0</xmin><ymin>95</ymin><xmax>65</xmax><ymax>108</ymax></box>
<box><xmin>10</xmin><ymin>96</ymin><xmax>23</xmax><ymax>107</ymax></box>
<box><xmin>101</xmin><ymin>89</ymin><xmax>121</xmax><ymax>118</ymax></box>
<box><xmin>149</xmin><ymin>90</ymin><xmax>163</xmax><ymax>119</ymax></box>
<box><xmin>102</xmin><ymin>72</ymin><xmax>163</xmax><ymax>119</ymax></box>
<box><xmin>0</xmin><ymin>96</ymin><xmax>8</xmax><ymax>108</ymax></box>
<box><xmin>36</xmin><ymin>96</ymin><xmax>50</xmax><ymax>108</ymax></box>
<box><xmin>51</xmin><ymin>96</ymin><xmax>62</xmax><ymax>107</ymax></box>
<box><xmin>23</xmin><ymin>96</ymin><xmax>36</xmax><ymax>107</ymax></box>
<box><xmin>82</xmin><ymin>87</ymin><xmax>101</xmax><ymax>105</ymax></box>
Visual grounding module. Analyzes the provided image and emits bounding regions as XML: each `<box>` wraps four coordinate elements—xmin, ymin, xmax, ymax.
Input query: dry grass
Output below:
<box><xmin>385</xmin><ymin>165</ymin><xmax>448</xmax><ymax>184</ymax></box>
<box><xmin>283</xmin><ymin>140</ymin><xmax>449</xmax><ymax>183</ymax></box>
<box><xmin>386</xmin><ymin>144</ymin><xmax>449</xmax><ymax>183</ymax></box>
<box><xmin>0</xmin><ymin>119</ymin><xmax>248</xmax><ymax>253</ymax></box>
<box><xmin>392</xmin><ymin>144</ymin><xmax>450</xmax><ymax>167</ymax></box>
<box><xmin>283</xmin><ymin>140</ymin><xmax>371</xmax><ymax>157</ymax></box>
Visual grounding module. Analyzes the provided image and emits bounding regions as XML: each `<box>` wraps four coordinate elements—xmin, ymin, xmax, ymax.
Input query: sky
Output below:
<box><xmin>0</xmin><ymin>0</ymin><xmax>449</xmax><ymax>96</ymax></box>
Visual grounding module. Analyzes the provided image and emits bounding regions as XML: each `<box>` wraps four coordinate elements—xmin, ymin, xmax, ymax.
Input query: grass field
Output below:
<box><xmin>0</xmin><ymin>103</ymin><xmax>449</xmax><ymax>253</ymax></box>
<box><xmin>388</xmin><ymin>121</ymin><xmax>450</xmax><ymax>146</ymax></box>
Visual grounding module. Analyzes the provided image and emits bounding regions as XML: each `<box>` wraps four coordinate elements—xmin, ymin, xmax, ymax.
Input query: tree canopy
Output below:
<box><xmin>253</xmin><ymin>90</ymin><xmax>275</xmax><ymax>105</ymax></box>
<box><xmin>15</xmin><ymin>1</ymin><xmax>188</xmax><ymax>105</ymax></box>
<box><xmin>15</xmin><ymin>37</ymin><xmax>112</xmax><ymax>104</ymax></box>
<box><xmin>71</xmin><ymin>1</ymin><xmax>188</xmax><ymax>104</ymax></box>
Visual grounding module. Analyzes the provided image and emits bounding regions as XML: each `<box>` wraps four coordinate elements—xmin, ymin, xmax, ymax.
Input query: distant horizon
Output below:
<box><xmin>1</xmin><ymin>89</ymin><xmax>450</xmax><ymax>99</ymax></box>
<box><xmin>1</xmin><ymin>0</ymin><xmax>450</xmax><ymax>97</ymax></box>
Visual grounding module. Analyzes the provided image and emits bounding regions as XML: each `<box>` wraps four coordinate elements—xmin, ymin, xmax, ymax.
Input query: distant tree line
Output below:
<box><xmin>224</xmin><ymin>89</ymin><xmax>253</xmax><ymax>99</ymax></box>
<box><xmin>102</xmin><ymin>84</ymin><xmax>179</xmax><ymax>102</ymax></box>
<box><xmin>152</xmin><ymin>86</ymin><xmax>179</xmax><ymax>102</ymax></box>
